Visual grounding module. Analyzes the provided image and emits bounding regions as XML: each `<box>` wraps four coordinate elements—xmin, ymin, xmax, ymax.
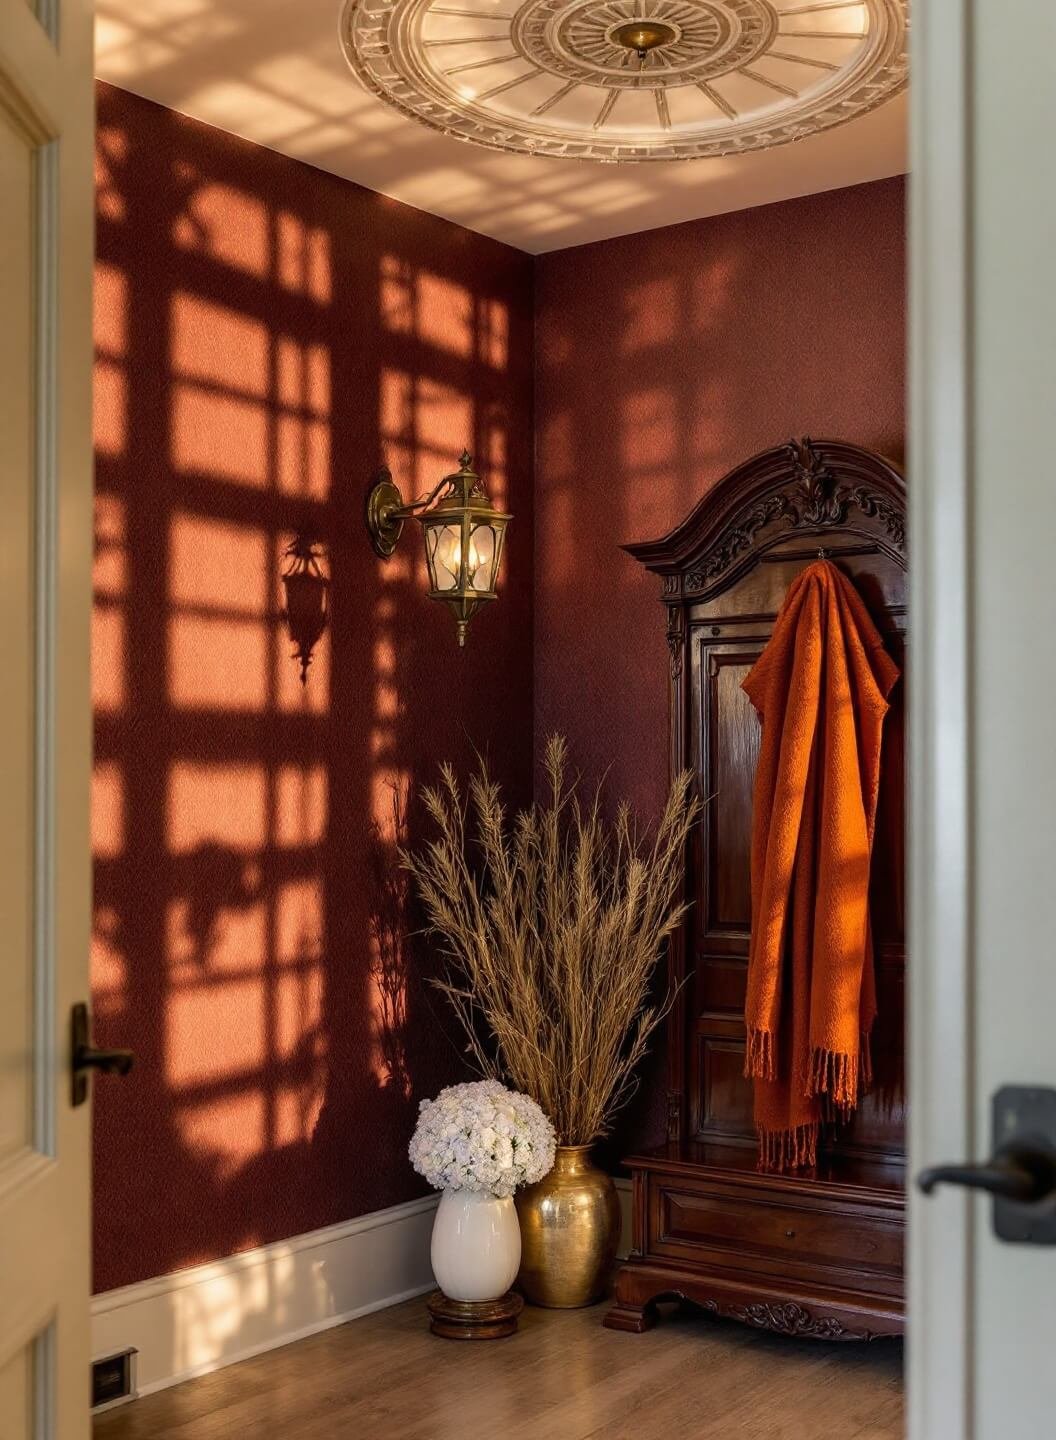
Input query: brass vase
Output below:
<box><xmin>515</xmin><ymin>1145</ymin><xmax>620</xmax><ymax>1307</ymax></box>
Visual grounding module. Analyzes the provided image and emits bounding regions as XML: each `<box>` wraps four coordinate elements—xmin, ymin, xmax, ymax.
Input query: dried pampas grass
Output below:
<box><xmin>403</xmin><ymin>735</ymin><xmax>700</xmax><ymax>1145</ymax></box>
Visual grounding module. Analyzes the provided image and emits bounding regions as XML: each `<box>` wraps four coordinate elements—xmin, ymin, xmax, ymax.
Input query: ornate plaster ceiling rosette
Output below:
<box><xmin>340</xmin><ymin>0</ymin><xmax>908</xmax><ymax>163</ymax></box>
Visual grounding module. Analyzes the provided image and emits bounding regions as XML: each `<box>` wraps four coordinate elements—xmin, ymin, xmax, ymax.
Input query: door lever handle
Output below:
<box><xmin>76</xmin><ymin>1045</ymin><xmax>134</xmax><ymax>1077</ymax></box>
<box><xmin>71</xmin><ymin>1002</ymin><xmax>134</xmax><ymax>1106</ymax></box>
<box><xmin>921</xmin><ymin>1087</ymin><xmax>1056</xmax><ymax>1244</ymax></box>
<box><xmin>917</xmin><ymin>1144</ymin><xmax>1056</xmax><ymax>1203</ymax></box>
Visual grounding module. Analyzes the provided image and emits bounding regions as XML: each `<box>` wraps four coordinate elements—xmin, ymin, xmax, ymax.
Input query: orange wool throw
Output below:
<box><xmin>741</xmin><ymin>560</ymin><xmax>899</xmax><ymax>1172</ymax></box>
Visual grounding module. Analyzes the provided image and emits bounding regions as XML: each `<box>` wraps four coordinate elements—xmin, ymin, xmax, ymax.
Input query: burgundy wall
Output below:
<box><xmin>533</xmin><ymin>177</ymin><xmax>906</xmax><ymax>1159</ymax></box>
<box><xmin>92</xmin><ymin>82</ymin><xmax>534</xmax><ymax>1292</ymax></box>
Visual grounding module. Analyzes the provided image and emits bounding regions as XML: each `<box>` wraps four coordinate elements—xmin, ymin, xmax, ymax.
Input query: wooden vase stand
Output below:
<box><xmin>426</xmin><ymin>1289</ymin><xmax>524</xmax><ymax>1340</ymax></box>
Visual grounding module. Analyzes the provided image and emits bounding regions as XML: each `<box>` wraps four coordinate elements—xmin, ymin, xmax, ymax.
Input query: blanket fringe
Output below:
<box><xmin>757</xmin><ymin>1122</ymin><xmax>818</xmax><ymax>1173</ymax></box>
<box><xmin>806</xmin><ymin>1034</ymin><xmax>873</xmax><ymax>1112</ymax></box>
<box><xmin>744</xmin><ymin>1028</ymin><xmax>775</xmax><ymax>1081</ymax></box>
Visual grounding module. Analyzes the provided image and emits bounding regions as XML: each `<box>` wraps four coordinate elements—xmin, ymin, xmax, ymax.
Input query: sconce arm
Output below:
<box><xmin>368</xmin><ymin>466</ymin><xmax>445</xmax><ymax>559</ymax></box>
<box><xmin>387</xmin><ymin>474</ymin><xmax>451</xmax><ymax>520</ymax></box>
<box><xmin>368</xmin><ymin>465</ymin><xmax>464</xmax><ymax>557</ymax></box>
<box><xmin>367</xmin><ymin>451</ymin><xmax>480</xmax><ymax>560</ymax></box>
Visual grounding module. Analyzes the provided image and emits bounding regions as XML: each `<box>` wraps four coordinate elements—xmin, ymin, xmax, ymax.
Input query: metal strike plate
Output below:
<box><xmin>992</xmin><ymin>1086</ymin><xmax>1056</xmax><ymax>1244</ymax></box>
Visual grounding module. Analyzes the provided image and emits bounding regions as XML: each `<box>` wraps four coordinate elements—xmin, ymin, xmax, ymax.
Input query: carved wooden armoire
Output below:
<box><xmin>605</xmin><ymin>439</ymin><xmax>906</xmax><ymax>1341</ymax></box>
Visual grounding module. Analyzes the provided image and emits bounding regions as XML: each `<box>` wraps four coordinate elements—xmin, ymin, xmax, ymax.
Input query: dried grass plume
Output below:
<box><xmin>402</xmin><ymin>735</ymin><xmax>700</xmax><ymax>1145</ymax></box>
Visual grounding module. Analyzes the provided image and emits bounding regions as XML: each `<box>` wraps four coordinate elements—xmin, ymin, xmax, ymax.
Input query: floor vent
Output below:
<box><xmin>91</xmin><ymin>1348</ymin><xmax>138</xmax><ymax>1412</ymax></box>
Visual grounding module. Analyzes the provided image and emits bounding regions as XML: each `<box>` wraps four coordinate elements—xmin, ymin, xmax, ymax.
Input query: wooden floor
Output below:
<box><xmin>94</xmin><ymin>1298</ymin><xmax>903</xmax><ymax>1440</ymax></box>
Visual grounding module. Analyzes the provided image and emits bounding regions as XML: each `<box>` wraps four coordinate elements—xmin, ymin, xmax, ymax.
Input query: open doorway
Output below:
<box><xmin>7</xmin><ymin>0</ymin><xmax>1055</xmax><ymax>1435</ymax></box>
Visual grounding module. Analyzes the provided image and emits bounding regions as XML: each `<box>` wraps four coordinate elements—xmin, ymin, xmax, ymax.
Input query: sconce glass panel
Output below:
<box><xmin>468</xmin><ymin>523</ymin><xmax>496</xmax><ymax>592</ymax></box>
<box><xmin>427</xmin><ymin>522</ymin><xmax>463</xmax><ymax>592</ymax></box>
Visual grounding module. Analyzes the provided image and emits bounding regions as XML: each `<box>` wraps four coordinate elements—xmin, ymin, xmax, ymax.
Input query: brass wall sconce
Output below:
<box><xmin>282</xmin><ymin>536</ymin><xmax>329</xmax><ymax>684</ymax></box>
<box><xmin>366</xmin><ymin>450</ymin><xmax>511</xmax><ymax>647</ymax></box>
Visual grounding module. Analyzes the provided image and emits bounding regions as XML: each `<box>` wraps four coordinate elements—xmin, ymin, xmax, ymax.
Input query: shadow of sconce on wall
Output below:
<box><xmin>282</xmin><ymin>536</ymin><xmax>329</xmax><ymax>685</ymax></box>
<box><xmin>365</xmin><ymin>449</ymin><xmax>512</xmax><ymax>647</ymax></box>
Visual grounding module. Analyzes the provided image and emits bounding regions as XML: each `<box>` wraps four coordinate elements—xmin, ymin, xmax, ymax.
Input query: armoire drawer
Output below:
<box><xmin>650</xmin><ymin>1179</ymin><xmax>904</xmax><ymax>1284</ymax></box>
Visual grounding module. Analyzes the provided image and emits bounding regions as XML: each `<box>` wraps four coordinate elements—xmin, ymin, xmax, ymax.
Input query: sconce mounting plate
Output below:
<box><xmin>367</xmin><ymin>469</ymin><xmax>405</xmax><ymax>558</ymax></box>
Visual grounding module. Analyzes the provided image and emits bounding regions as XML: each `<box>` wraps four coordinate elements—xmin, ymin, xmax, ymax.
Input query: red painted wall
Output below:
<box><xmin>92</xmin><ymin>82</ymin><xmax>534</xmax><ymax>1292</ymax></box>
<box><xmin>533</xmin><ymin>177</ymin><xmax>906</xmax><ymax>1159</ymax></box>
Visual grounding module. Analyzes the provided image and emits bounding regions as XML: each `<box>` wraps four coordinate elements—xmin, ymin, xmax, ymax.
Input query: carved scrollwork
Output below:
<box><xmin>699</xmin><ymin>1298</ymin><xmax>876</xmax><ymax>1341</ymax></box>
<box><xmin>681</xmin><ymin>439</ymin><xmax>905</xmax><ymax>595</ymax></box>
<box><xmin>794</xmin><ymin>446</ymin><xmax>845</xmax><ymax>526</ymax></box>
<box><xmin>846</xmin><ymin>485</ymin><xmax>905</xmax><ymax>549</ymax></box>
<box><xmin>607</xmin><ymin>1272</ymin><xmax>893</xmax><ymax>1342</ymax></box>
<box><xmin>685</xmin><ymin>492</ymin><xmax>798</xmax><ymax>592</ymax></box>
<box><xmin>665</xmin><ymin>607</ymin><xmax>684</xmax><ymax>682</ymax></box>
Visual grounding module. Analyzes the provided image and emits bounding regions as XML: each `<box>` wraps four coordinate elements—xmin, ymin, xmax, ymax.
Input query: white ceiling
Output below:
<box><xmin>95</xmin><ymin>0</ymin><xmax>908</xmax><ymax>255</ymax></box>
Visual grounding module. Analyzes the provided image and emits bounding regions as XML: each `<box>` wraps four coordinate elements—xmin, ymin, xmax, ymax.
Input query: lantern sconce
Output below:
<box><xmin>281</xmin><ymin>535</ymin><xmax>329</xmax><ymax>684</ymax></box>
<box><xmin>365</xmin><ymin>449</ymin><xmax>511</xmax><ymax>647</ymax></box>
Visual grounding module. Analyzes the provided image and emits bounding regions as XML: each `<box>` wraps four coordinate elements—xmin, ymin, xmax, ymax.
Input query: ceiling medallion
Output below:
<box><xmin>340</xmin><ymin>0</ymin><xmax>908</xmax><ymax>163</ymax></box>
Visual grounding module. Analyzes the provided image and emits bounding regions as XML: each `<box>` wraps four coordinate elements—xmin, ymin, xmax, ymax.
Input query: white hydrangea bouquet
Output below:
<box><xmin>409</xmin><ymin>1079</ymin><xmax>555</xmax><ymax>1198</ymax></box>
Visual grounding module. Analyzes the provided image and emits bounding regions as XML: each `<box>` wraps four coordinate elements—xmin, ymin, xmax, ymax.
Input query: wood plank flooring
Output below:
<box><xmin>94</xmin><ymin>1298</ymin><xmax>903</xmax><ymax>1440</ymax></box>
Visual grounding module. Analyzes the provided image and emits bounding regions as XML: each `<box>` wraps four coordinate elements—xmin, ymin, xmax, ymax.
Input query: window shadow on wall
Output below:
<box><xmin>91</xmin><ymin>82</ymin><xmax>533</xmax><ymax>1347</ymax></box>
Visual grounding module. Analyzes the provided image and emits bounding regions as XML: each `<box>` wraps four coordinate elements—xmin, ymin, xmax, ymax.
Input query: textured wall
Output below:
<box><xmin>533</xmin><ymin>177</ymin><xmax>906</xmax><ymax>1160</ymax></box>
<box><xmin>92</xmin><ymin>83</ymin><xmax>534</xmax><ymax>1293</ymax></box>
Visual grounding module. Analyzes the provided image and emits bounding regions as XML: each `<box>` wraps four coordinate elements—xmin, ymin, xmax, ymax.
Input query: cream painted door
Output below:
<box><xmin>0</xmin><ymin>0</ymin><xmax>95</xmax><ymax>1436</ymax></box>
<box><xmin>910</xmin><ymin>2</ymin><xmax>1056</xmax><ymax>1438</ymax></box>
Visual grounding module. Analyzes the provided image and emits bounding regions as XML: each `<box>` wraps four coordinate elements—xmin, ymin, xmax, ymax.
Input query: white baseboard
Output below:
<box><xmin>91</xmin><ymin>1194</ymin><xmax>440</xmax><ymax>1398</ymax></box>
<box><xmin>92</xmin><ymin>1177</ymin><xmax>635</xmax><ymax>1400</ymax></box>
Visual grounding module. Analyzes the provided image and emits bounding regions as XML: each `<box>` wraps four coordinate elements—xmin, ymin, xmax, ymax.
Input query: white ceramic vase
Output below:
<box><xmin>430</xmin><ymin>1188</ymin><xmax>521</xmax><ymax>1302</ymax></box>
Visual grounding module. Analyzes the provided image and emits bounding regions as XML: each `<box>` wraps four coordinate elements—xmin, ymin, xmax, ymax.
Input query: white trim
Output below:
<box><xmin>907</xmin><ymin>0</ymin><xmax>974</xmax><ymax>1436</ymax></box>
<box><xmin>91</xmin><ymin>1196</ymin><xmax>439</xmax><ymax>1399</ymax></box>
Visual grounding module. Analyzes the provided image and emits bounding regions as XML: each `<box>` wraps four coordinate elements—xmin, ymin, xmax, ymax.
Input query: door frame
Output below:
<box><xmin>907</xmin><ymin>0</ymin><xmax>974</xmax><ymax>1434</ymax></box>
<box><xmin>0</xmin><ymin>0</ymin><xmax>95</xmax><ymax>1434</ymax></box>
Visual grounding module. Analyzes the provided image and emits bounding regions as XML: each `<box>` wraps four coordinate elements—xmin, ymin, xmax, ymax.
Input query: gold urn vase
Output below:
<box><xmin>515</xmin><ymin>1145</ymin><xmax>621</xmax><ymax>1307</ymax></box>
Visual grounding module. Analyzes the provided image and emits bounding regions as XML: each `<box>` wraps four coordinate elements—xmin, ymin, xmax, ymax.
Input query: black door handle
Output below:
<box><xmin>77</xmin><ymin>1046</ymin><xmax>134</xmax><ymax>1076</ymax></box>
<box><xmin>926</xmin><ymin>1087</ymin><xmax>1056</xmax><ymax>1244</ymax></box>
<box><xmin>917</xmin><ymin>1144</ymin><xmax>1056</xmax><ymax>1203</ymax></box>
<box><xmin>71</xmin><ymin>1002</ymin><xmax>134</xmax><ymax>1106</ymax></box>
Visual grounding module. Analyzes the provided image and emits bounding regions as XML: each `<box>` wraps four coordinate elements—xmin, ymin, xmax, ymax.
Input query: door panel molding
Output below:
<box><xmin>33</xmin><ymin>133</ymin><xmax>59</xmax><ymax>1160</ymax></box>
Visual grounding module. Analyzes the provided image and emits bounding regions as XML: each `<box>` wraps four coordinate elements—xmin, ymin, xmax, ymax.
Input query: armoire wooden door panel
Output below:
<box><xmin>695</xmin><ymin>641</ymin><xmax>763</xmax><ymax>942</ymax></box>
<box><xmin>687</xmin><ymin>545</ymin><xmax>906</xmax><ymax>1157</ymax></box>
<box><xmin>694</xmin><ymin>954</ymin><xmax>748</xmax><ymax>1015</ymax></box>
<box><xmin>837</xmin><ymin>955</ymin><xmax>907</xmax><ymax>1156</ymax></box>
<box><xmin>694</xmin><ymin>1034</ymin><xmax>754</xmax><ymax>1141</ymax></box>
